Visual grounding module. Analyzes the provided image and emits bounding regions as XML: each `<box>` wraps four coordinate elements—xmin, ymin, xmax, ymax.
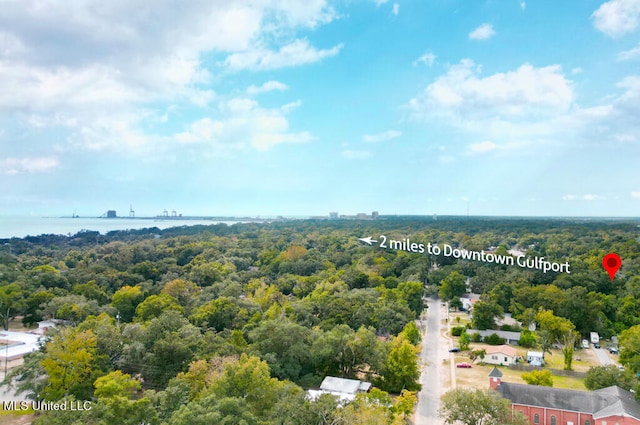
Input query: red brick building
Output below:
<box><xmin>488</xmin><ymin>367</ymin><xmax>640</xmax><ymax>425</ymax></box>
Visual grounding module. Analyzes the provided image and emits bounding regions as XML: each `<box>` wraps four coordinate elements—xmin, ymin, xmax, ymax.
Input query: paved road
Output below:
<box><xmin>415</xmin><ymin>297</ymin><xmax>446</xmax><ymax>425</ymax></box>
<box><xmin>592</xmin><ymin>347</ymin><xmax>615</xmax><ymax>366</ymax></box>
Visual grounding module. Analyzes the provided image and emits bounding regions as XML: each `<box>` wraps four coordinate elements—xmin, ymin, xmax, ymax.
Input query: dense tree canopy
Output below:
<box><xmin>0</xmin><ymin>216</ymin><xmax>639</xmax><ymax>423</ymax></box>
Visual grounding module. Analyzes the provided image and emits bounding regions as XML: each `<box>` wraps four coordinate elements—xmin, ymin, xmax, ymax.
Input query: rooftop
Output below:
<box><xmin>498</xmin><ymin>383</ymin><xmax>640</xmax><ymax>421</ymax></box>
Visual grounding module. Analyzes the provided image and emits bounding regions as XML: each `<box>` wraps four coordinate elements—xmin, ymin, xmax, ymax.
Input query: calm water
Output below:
<box><xmin>0</xmin><ymin>216</ymin><xmax>245</xmax><ymax>239</ymax></box>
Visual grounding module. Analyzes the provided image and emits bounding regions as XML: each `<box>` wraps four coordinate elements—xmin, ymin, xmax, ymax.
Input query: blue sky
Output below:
<box><xmin>1</xmin><ymin>0</ymin><xmax>640</xmax><ymax>217</ymax></box>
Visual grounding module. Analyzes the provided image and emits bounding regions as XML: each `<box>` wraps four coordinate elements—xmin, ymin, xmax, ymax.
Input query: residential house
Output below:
<box><xmin>484</xmin><ymin>345</ymin><xmax>518</xmax><ymax>366</ymax></box>
<box><xmin>527</xmin><ymin>351</ymin><xmax>545</xmax><ymax>366</ymax></box>
<box><xmin>307</xmin><ymin>376</ymin><xmax>372</xmax><ymax>403</ymax></box>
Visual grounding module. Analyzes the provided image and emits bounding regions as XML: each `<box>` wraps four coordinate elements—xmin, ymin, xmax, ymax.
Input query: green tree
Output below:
<box><xmin>41</xmin><ymin>328</ymin><xmax>105</xmax><ymax>400</ymax></box>
<box><xmin>111</xmin><ymin>285</ymin><xmax>144</xmax><ymax>322</ymax></box>
<box><xmin>459</xmin><ymin>332</ymin><xmax>471</xmax><ymax>351</ymax></box>
<box><xmin>518</xmin><ymin>330</ymin><xmax>537</xmax><ymax>348</ymax></box>
<box><xmin>439</xmin><ymin>388</ymin><xmax>529</xmax><ymax>425</ymax></box>
<box><xmin>211</xmin><ymin>353</ymin><xmax>284</xmax><ymax>417</ymax></box>
<box><xmin>584</xmin><ymin>365</ymin><xmax>636</xmax><ymax>391</ymax></box>
<box><xmin>248</xmin><ymin>319</ymin><xmax>315</xmax><ymax>382</ymax></box>
<box><xmin>91</xmin><ymin>371</ymin><xmax>159</xmax><ymax>425</ymax></box>
<box><xmin>620</xmin><ymin>324</ymin><xmax>640</xmax><ymax>373</ymax></box>
<box><xmin>169</xmin><ymin>393</ymin><xmax>259</xmax><ymax>425</ymax></box>
<box><xmin>393</xmin><ymin>389</ymin><xmax>418</xmax><ymax>421</ymax></box>
<box><xmin>399</xmin><ymin>321</ymin><xmax>421</xmax><ymax>346</ymax></box>
<box><xmin>535</xmin><ymin>309</ymin><xmax>575</xmax><ymax>343</ymax></box>
<box><xmin>189</xmin><ymin>297</ymin><xmax>247</xmax><ymax>332</ymax></box>
<box><xmin>0</xmin><ymin>283</ymin><xmax>24</xmax><ymax>330</ymax></box>
<box><xmin>381</xmin><ymin>335</ymin><xmax>421</xmax><ymax>393</ymax></box>
<box><xmin>521</xmin><ymin>370</ymin><xmax>553</xmax><ymax>387</ymax></box>
<box><xmin>135</xmin><ymin>293</ymin><xmax>184</xmax><ymax>322</ymax></box>
<box><xmin>471</xmin><ymin>300</ymin><xmax>504</xmax><ymax>330</ymax></box>
<box><xmin>439</xmin><ymin>271</ymin><xmax>466</xmax><ymax>302</ymax></box>
<box><xmin>562</xmin><ymin>332</ymin><xmax>578</xmax><ymax>371</ymax></box>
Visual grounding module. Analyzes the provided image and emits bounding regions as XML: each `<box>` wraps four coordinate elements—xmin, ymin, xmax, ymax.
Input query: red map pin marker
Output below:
<box><xmin>603</xmin><ymin>253</ymin><xmax>621</xmax><ymax>281</ymax></box>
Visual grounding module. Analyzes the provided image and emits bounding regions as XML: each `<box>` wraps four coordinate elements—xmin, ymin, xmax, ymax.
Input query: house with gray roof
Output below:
<box><xmin>465</xmin><ymin>329</ymin><xmax>522</xmax><ymax>345</ymax></box>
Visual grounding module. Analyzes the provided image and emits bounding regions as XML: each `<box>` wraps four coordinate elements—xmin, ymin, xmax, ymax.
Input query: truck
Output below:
<box><xmin>582</xmin><ymin>339</ymin><xmax>589</xmax><ymax>349</ymax></box>
<box><xmin>590</xmin><ymin>332</ymin><xmax>600</xmax><ymax>345</ymax></box>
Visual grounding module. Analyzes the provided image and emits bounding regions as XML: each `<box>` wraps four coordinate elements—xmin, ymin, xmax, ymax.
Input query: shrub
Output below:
<box><xmin>484</xmin><ymin>333</ymin><xmax>505</xmax><ymax>345</ymax></box>
<box><xmin>518</xmin><ymin>330</ymin><xmax>537</xmax><ymax>348</ymax></box>
<box><xmin>522</xmin><ymin>369</ymin><xmax>553</xmax><ymax>387</ymax></box>
<box><xmin>451</xmin><ymin>326</ymin><xmax>465</xmax><ymax>337</ymax></box>
<box><xmin>471</xmin><ymin>332</ymin><xmax>482</xmax><ymax>343</ymax></box>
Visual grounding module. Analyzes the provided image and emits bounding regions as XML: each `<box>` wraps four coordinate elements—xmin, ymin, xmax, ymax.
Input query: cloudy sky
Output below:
<box><xmin>1</xmin><ymin>0</ymin><xmax>640</xmax><ymax>217</ymax></box>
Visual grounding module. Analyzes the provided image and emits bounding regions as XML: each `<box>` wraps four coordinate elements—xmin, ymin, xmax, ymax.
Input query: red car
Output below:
<box><xmin>456</xmin><ymin>362</ymin><xmax>472</xmax><ymax>368</ymax></box>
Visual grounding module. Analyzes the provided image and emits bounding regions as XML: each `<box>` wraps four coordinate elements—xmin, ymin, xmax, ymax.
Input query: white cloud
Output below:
<box><xmin>408</xmin><ymin>60</ymin><xmax>574</xmax><ymax>121</ymax></box>
<box><xmin>374</xmin><ymin>0</ymin><xmax>389</xmax><ymax>6</ymax></box>
<box><xmin>469</xmin><ymin>24</ymin><xmax>496</xmax><ymax>40</ymax></box>
<box><xmin>571</xmin><ymin>67</ymin><xmax>583</xmax><ymax>74</ymax></box>
<box><xmin>392</xmin><ymin>3</ymin><xmax>400</xmax><ymax>15</ymax></box>
<box><xmin>632</xmin><ymin>191</ymin><xmax>640</xmax><ymax>199</ymax></box>
<box><xmin>413</xmin><ymin>52</ymin><xmax>436</xmax><ymax>67</ymax></box>
<box><xmin>617</xmin><ymin>43</ymin><xmax>640</xmax><ymax>60</ymax></box>
<box><xmin>363</xmin><ymin>130</ymin><xmax>402</xmax><ymax>142</ymax></box>
<box><xmin>224</xmin><ymin>39</ymin><xmax>343</xmax><ymax>71</ymax></box>
<box><xmin>342</xmin><ymin>150</ymin><xmax>372</xmax><ymax>159</ymax></box>
<box><xmin>592</xmin><ymin>0</ymin><xmax>640</xmax><ymax>37</ymax></box>
<box><xmin>0</xmin><ymin>1</ymin><xmax>336</xmax><ymax>153</ymax></box>
<box><xmin>467</xmin><ymin>141</ymin><xmax>498</xmax><ymax>154</ymax></box>
<box><xmin>246</xmin><ymin>81</ymin><xmax>289</xmax><ymax>95</ymax></box>
<box><xmin>0</xmin><ymin>157</ymin><xmax>60</xmax><ymax>175</ymax></box>
<box><xmin>175</xmin><ymin>98</ymin><xmax>314</xmax><ymax>152</ymax></box>
<box><xmin>562</xmin><ymin>194</ymin><xmax>606</xmax><ymax>201</ymax></box>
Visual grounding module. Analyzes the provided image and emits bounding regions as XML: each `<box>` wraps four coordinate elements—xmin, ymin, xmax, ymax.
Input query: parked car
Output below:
<box><xmin>449</xmin><ymin>347</ymin><xmax>461</xmax><ymax>352</ymax></box>
<box><xmin>594</xmin><ymin>343</ymin><xmax>601</xmax><ymax>349</ymax></box>
<box><xmin>609</xmin><ymin>347</ymin><xmax>619</xmax><ymax>354</ymax></box>
<box><xmin>456</xmin><ymin>362</ymin><xmax>472</xmax><ymax>368</ymax></box>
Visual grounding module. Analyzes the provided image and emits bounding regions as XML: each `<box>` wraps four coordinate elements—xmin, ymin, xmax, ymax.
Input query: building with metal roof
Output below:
<box><xmin>489</xmin><ymin>369</ymin><xmax>640</xmax><ymax>425</ymax></box>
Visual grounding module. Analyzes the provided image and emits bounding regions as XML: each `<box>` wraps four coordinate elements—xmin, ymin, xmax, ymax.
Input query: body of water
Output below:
<box><xmin>0</xmin><ymin>216</ymin><xmax>247</xmax><ymax>239</ymax></box>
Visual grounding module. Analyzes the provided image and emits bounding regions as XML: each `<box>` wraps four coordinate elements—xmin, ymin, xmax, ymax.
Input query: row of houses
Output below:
<box><xmin>483</xmin><ymin>345</ymin><xmax>544</xmax><ymax>366</ymax></box>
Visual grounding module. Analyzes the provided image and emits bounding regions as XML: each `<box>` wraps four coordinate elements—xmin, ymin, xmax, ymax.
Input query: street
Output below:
<box><xmin>414</xmin><ymin>297</ymin><xmax>449</xmax><ymax>425</ymax></box>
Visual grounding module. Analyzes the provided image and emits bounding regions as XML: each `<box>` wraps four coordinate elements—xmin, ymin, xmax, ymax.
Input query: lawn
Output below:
<box><xmin>454</xmin><ymin>362</ymin><xmax>587</xmax><ymax>391</ymax></box>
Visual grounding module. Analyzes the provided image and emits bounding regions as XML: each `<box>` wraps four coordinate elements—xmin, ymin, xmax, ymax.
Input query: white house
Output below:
<box><xmin>527</xmin><ymin>351</ymin><xmax>545</xmax><ymax>366</ymax></box>
<box><xmin>307</xmin><ymin>377</ymin><xmax>372</xmax><ymax>404</ymax></box>
<box><xmin>485</xmin><ymin>345</ymin><xmax>518</xmax><ymax>366</ymax></box>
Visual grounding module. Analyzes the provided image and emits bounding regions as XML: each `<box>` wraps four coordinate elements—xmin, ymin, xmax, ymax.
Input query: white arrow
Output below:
<box><xmin>358</xmin><ymin>236</ymin><xmax>378</xmax><ymax>245</ymax></box>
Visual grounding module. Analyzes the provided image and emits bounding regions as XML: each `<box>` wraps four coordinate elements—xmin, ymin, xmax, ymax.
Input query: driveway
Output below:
<box><xmin>414</xmin><ymin>297</ymin><xmax>450</xmax><ymax>425</ymax></box>
<box><xmin>592</xmin><ymin>346</ymin><xmax>615</xmax><ymax>366</ymax></box>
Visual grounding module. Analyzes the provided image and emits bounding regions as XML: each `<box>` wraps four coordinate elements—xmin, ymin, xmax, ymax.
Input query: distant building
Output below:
<box><xmin>307</xmin><ymin>376</ymin><xmax>371</xmax><ymax>404</ymax></box>
<box><xmin>371</xmin><ymin>211</ymin><xmax>379</xmax><ymax>219</ymax></box>
<box><xmin>356</xmin><ymin>213</ymin><xmax>368</xmax><ymax>219</ymax></box>
<box><xmin>485</xmin><ymin>345</ymin><xmax>517</xmax><ymax>366</ymax></box>
<box><xmin>106</xmin><ymin>210</ymin><xmax>117</xmax><ymax>218</ymax></box>
<box><xmin>329</xmin><ymin>212</ymin><xmax>338</xmax><ymax>219</ymax></box>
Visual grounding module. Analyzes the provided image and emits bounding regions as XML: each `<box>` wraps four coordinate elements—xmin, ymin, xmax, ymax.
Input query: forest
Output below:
<box><xmin>0</xmin><ymin>216</ymin><xmax>639</xmax><ymax>424</ymax></box>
